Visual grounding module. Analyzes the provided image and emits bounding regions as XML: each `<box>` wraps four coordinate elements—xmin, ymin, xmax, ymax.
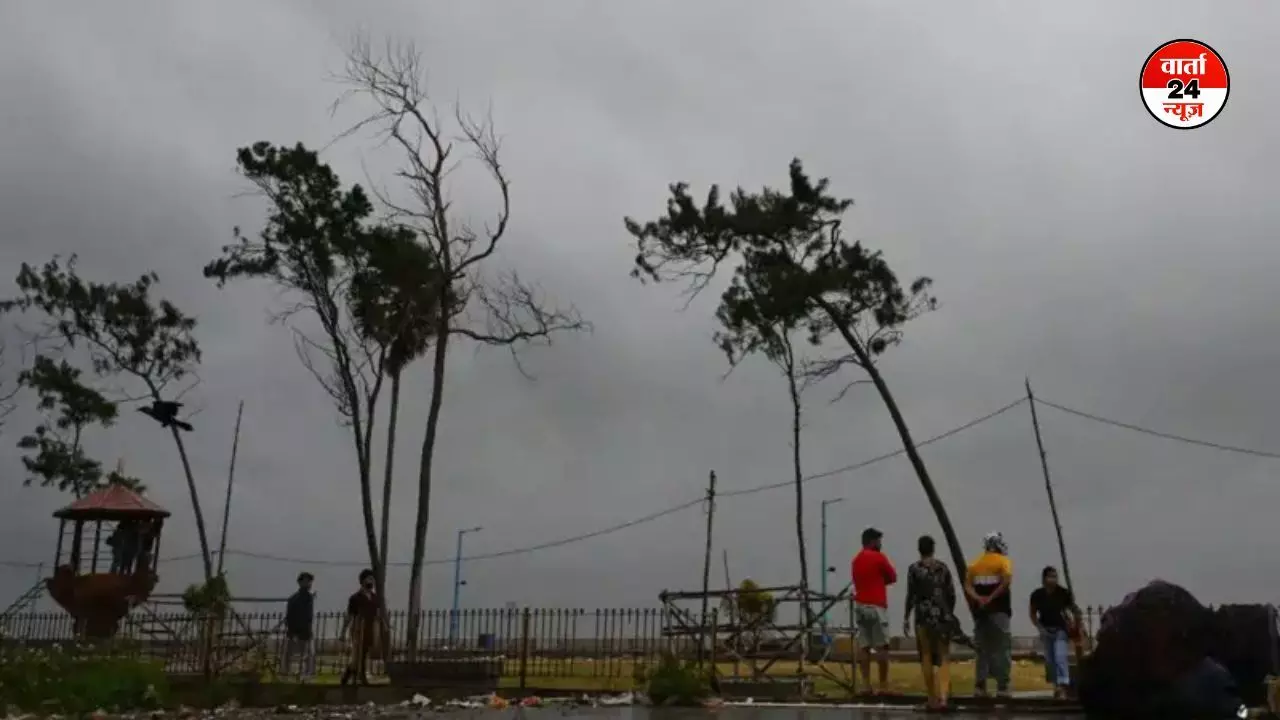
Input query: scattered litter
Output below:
<box><xmin>402</xmin><ymin>694</ymin><xmax>430</xmax><ymax>709</ymax></box>
<box><xmin>596</xmin><ymin>692</ymin><xmax>634</xmax><ymax>707</ymax></box>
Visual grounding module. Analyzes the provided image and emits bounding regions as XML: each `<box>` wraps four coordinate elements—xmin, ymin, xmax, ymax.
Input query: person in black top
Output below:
<box><xmin>281</xmin><ymin>572</ymin><xmax>316</xmax><ymax>680</ymax></box>
<box><xmin>1029</xmin><ymin>566</ymin><xmax>1077</xmax><ymax>698</ymax></box>
<box><xmin>107</xmin><ymin>521</ymin><xmax>141</xmax><ymax>574</ymax></box>
<box><xmin>340</xmin><ymin>569</ymin><xmax>380</xmax><ymax>686</ymax></box>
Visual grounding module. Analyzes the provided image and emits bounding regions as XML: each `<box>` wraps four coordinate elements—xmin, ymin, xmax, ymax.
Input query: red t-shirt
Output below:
<box><xmin>851</xmin><ymin>548</ymin><xmax>897</xmax><ymax>607</ymax></box>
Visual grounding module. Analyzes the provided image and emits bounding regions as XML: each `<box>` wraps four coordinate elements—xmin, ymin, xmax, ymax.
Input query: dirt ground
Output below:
<box><xmin>300</xmin><ymin>657</ymin><xmax>1053</xmax><ymax>696</ymax></box>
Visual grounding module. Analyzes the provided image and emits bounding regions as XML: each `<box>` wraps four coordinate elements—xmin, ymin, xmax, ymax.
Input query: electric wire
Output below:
<box><xmin>139</xmin><ymin>396</ymin><xmax>1028</xmax><ymax>568</ymax></box>
<box><xmin>1036</xmin><ymin>398</ymin><xmax>1280</xmax><ymax>460</ymax></box>
<box><xmin>10</xmin><ymin>395</ymin><xmax>1272</xmax><ymax>572</ymax></box>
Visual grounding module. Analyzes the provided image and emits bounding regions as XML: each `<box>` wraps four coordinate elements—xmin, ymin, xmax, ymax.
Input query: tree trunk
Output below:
<box><xmin>351</xmin><ymin>380</ymin><xmax>382</xmax><ymax>589</ymax></box>
<box><xmin>377</xmin><ymin>371</ymin><xmax>401</xmax><ymax>597</ymax></box>
<box><xmin>816</xmin><ymin>301</ymin><xmax>970</xmax><ymax>591</ymax></box>
<box><xmin>167</xmin><ymin>425</ymin><xmax>214</xmax><ymax>581</ymax></box>
<box><xmin>785</xmin><ymin>366</ymin><xmax>810</xmax><ymax>619</ymax></box>
<box><xmin>406</xmin><ymin>326</ymin><xmax>450</xmax><ymax>657</ymax></box>
<box><xmin>375</xmin><ymin>370</ymin><xmax>401</xmax><ymax>656</ymax></box>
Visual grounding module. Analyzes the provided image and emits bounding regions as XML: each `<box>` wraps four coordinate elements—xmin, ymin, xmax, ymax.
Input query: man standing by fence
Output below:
<box><xmin>852</xmin><ymin>527</ymin><xmax>897</xmax><ymax>695</ymax></box>
<box><xmin>281</xmin><ymin>571</ymin><xmax>315</xmax><ymax>680</ymax></box>
<box><xmin>341</xmin><ymin>569</ymin><xmax>380</xmax><ymax>686</ymax></box>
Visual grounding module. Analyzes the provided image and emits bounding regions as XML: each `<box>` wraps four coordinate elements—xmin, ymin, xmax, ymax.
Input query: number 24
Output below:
<box><xmin>1167</xmin><ymin>78</ymin><xmax>1202</xmax><ymax>100</ymax></box>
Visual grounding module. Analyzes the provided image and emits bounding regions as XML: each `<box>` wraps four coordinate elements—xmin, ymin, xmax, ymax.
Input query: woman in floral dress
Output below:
<box><xmin>903</xmin><ymin>534</ymin><xmax>962</xmax><ymax>710</ymax></box>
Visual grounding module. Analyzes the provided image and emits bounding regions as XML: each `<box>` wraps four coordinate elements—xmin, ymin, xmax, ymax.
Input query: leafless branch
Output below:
<box><xmin>335</xmin><ymin>33</ymin><xmax>589</xmax><ymax>377</ymax></box>
<box><xmin>0</xmin><ymin>341</ymin><xmax>18</xmax><ymax>427</ymax></box>
<box><xmin>292</xmin><ymin>327</ymin><xmax>354</xmax><ymax>424</ymax></box>
<box><xmin>798</xmin><ymin>350</ymin><xmax>875</xmax><ymax>404</ymax></box>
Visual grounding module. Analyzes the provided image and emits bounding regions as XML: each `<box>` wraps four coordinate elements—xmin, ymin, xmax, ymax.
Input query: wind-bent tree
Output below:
<box><xmin>714</xmin><ymin>307</ymin><xmax>813</xmax><ymax>618</ymax></box>
<box><xmin>204</xmin><ymin>142</ymin><xmax>408</xmax><ymax>596</ymax></box>
<box><xmin>624</xmin><ymin>160</ymin><xmax>965</xmax><ymax>580</ymax></box>
<box><xmin>337</xmin><ymin>37</ymin><xmax>588</xmax><ymax>649</ymax></box>
<box><xmin>1</xmin><ymin>257</ymin><xmax>212</xmax><ymax>578</ymax></box>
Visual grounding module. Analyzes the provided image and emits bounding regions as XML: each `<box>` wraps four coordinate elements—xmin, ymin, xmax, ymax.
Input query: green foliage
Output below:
<box><xmin>625</xmin><ymin>161</ymin><xmax>972</xmax><ymax>586</ymax></box>
<box><xmin>1</xmin><ymin>257</ymin><xmax>185</xmax><ymax>498</ymax></box>
<box><xmin>349</xmin><ymin>224</ymin><xmax>450</xmax><ymax>373</ymax></box>
<box><xmin>1</xmin><ymin>253</ymin><xmax>211</xmax><ymax>574</ymax></box>
<box><xmin>735</xmin><ymin>578</ymin><xmax>777</xmax><ymax>625</ymax></box>
<box><xmin>625</xmin><ymin>159</ymin><xmax>936</xmax><ymax>375</ymax></box>
<box><xmin>2</xmin><ymin>256</ymin><xmax>200</xmax><ymax>387</ymax></box>
<box><xmin>13</xmin><ymin>355</ymin><xmax>137</xmax><ymax>496</ymax></box>
<box><xmin>182</xmin><ymin>573</ymin><xmax>231</xmax><ymax>614</ymax></box>
<box><xmin>0</xmin><ymin>642</ymin><xmax>168</xmax><ymax>714</ymax></box>
<box><xmin>207</xmin><ymin>141</ymin><xmax>454</xmax><ymax>372</ymax></box>
<box><xmin>205</xmin><ymin>142</ymin><xmax>380</xmax><ymax>291</ymax></box>
<box><xmin>644</xmin><ymin>651</ymin><xmax>711</xmax><ymax>706</ymax></box>
<box><xmin>204</xmin><ymin>142</ymin><xmax>434</xmax><ymax>422</ymax></box>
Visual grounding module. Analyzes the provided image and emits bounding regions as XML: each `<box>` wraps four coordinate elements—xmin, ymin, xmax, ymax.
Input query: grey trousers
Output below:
<box><xmin>974</xmin><ymin>612</ymin><xmax>1012</xmax><ymax>691</ymax></box>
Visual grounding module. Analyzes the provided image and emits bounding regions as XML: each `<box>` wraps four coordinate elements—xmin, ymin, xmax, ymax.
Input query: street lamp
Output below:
<box><xmin>450</xmin><ymin>526</ymin><xmax>482</xmax><ymax>645</ymax></box>
<box><xmin>819</xmin><ymin>498</ymin><xmax>844</xmax><ymax>640</ymax></box>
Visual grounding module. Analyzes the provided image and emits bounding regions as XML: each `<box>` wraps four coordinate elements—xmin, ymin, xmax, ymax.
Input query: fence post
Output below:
<box><xmin>518</xmin><ymin>608</ymin><xmax>531</xmax><ymax>691</ymax></box>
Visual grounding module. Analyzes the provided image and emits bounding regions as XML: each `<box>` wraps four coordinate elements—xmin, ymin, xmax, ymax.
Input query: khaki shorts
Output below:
<box><xmin>855</xmin><ymin>604</ymin><xmax>890</xmax><ymax>648</ymax></box>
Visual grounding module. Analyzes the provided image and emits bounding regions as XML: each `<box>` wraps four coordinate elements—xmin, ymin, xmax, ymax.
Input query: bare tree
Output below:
<box><xmin>336</xmin><ymin>36</ymin><xmax>589</xmax><ymax>652</ymax></box>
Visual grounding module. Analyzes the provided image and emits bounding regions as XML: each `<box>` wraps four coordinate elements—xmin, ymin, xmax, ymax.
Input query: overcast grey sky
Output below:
<box><xmin>1</xmin><ymin>1</ymin><xmax>1278</xmax><ymax>632</ymax></box>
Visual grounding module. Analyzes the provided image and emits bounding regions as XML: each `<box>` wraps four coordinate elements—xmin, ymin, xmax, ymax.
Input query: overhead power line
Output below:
<box><xmin>6</xmin><ymin>395</ymin><xmax>1275</xmax><ymax>575</ymax></box>
<box><xmin>146</xmin><ymin>396</ymin><xmax>1028</xmax><ymax>569</ymax></box>
<box><xmin>1037</xmin><ymin>398</ymin><xmax>1280</xmax><ymax>460</ymax></box>
<box><xmin>719</xmin><ymin>396</ymin><xmax>1029</xmax><ymax>499</ymax></box>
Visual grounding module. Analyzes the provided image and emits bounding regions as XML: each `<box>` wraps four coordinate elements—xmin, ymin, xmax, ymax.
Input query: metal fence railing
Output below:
<box><xmin>0</xmin><ymin>607</ymin><xmax>690</xmax><ymax>683</ymax></box>
<box><xmin>0</xmin><ymin>603</ymin><xmax>1130</xmax><ymax>685</ymax></box>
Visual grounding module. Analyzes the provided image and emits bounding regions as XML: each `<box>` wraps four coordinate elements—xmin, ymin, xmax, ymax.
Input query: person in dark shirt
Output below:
<box><xmin>281</xmin><ymin>572</ymin><xmax>316</xmax><ymax>680</ymax></box>
<box><xmin>340</xmin><ymin>568</ymin><xmax>379</xmax><ymax>686</ymax></box>
<box><xmin>107</xmin><ymin>521</ymin><xmax>141</xmax><ymax>574</ymax></box>
<box><xmin>903</xmin><ymin>535</ymin><xmax>960</xmax><ymax>711</ymax></box>
<box><xmin>135</xmin><ymin>520</ymin><xmax>160</xmax><ymax>575</ymax></box>
<box><xmin>1029</xmin><ymin>565</ymin><xmax>1076</xmax><ymax>698</ymax></box>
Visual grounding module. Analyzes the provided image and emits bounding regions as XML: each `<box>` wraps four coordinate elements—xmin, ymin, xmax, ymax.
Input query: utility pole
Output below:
<box><xmin>215</xmin><ymin>400</ymin><xmax>244</xmax><ymax>577</ymax></box>
<box><xmin>449</xmin><ymin>525</ymin><xmax>482</xmax><ymax>645</ymax></box>
<box><xmin>820</xmin><ymin>497</ymin><xmax>844</xmax><ymax>640</ymax></box>
<box><xmin>699</xmin><ymin>470</ymin><xmax>717</xmax><ymax>664</ymax></box>
<box><xmin>1026</xmin><ymin>378</ymin><xmax>1073</xmax><ymax>591</ymax></box>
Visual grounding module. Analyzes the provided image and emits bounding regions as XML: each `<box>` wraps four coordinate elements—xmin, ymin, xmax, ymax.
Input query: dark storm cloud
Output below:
<box><xmin>1</xmin><ymin>0</ymin><xmax>1278</xmax><ymax>629</ymax></box>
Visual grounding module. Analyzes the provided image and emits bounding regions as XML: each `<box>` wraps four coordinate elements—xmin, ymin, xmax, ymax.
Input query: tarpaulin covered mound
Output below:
<box><xmin>1077</xmin><ymin>580</ymin><xmax>1254</xmax><ymax>719</ymax></box>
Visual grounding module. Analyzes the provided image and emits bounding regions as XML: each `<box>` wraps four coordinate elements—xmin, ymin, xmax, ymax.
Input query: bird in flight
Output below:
<box><xmin>138</xmin><ymin>400</ymin><xmax>194</xmax><ymax>432</ymax></box>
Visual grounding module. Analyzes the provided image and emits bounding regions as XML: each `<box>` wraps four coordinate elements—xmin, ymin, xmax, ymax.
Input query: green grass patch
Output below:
<box><xmin>0</xmin><ymin>642</ymin><xmax>169</xmax><ymax>714</ymax></box>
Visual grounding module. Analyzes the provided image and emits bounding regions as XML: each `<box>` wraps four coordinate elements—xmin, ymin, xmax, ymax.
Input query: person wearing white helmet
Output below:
<box><xmin>965</xmin><ymin>531</ymin><xmax>1014</xmax><ymax>699</ymax></box>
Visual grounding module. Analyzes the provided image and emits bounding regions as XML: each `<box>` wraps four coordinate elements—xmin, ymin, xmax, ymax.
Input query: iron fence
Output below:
<box><xmin>0</xmin><ymin>607</ymin><xmax>689</xmax><ymax>683</ymax></box>
<box><xmin>0</xmin><ymin>603</ymin><xmax>1129</xmax><ymax>685</ymax></box>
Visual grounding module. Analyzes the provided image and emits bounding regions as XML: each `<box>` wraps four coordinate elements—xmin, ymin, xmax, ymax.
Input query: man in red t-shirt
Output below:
<box><xmin>852</xmin><ymin>527</ymin><xmax>898</xmax><ymax>694</ymax></box>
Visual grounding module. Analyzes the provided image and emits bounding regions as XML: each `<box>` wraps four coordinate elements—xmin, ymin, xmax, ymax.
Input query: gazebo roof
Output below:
<box><xmin>53</xmin><ymin>484</ymin><xmax>170</xmax><ymax>520</ymax></box>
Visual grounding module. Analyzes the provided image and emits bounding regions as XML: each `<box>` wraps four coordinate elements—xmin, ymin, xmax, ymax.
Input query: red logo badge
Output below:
<box><xmin>1141</xmin><ymin>39</ymin><xmax>1229</xmax><ymax>129</ymax></box>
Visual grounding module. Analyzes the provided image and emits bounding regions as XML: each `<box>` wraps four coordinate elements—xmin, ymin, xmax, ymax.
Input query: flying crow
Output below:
<box><xmin>138</xmin><ymin>400</ymin><xmax>194</xmax><ymax>432</ymax></box>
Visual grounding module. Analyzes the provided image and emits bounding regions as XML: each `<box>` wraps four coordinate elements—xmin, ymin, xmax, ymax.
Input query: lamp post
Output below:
<box><xmin>450</xmin><ymin>526</ymin><xmax>482</xmax><ymax>645</ymax></box>
<box><xmin>820</xmin><ymin>498</ymin><xmax>844</xmax><ymax>640</ymax></box>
